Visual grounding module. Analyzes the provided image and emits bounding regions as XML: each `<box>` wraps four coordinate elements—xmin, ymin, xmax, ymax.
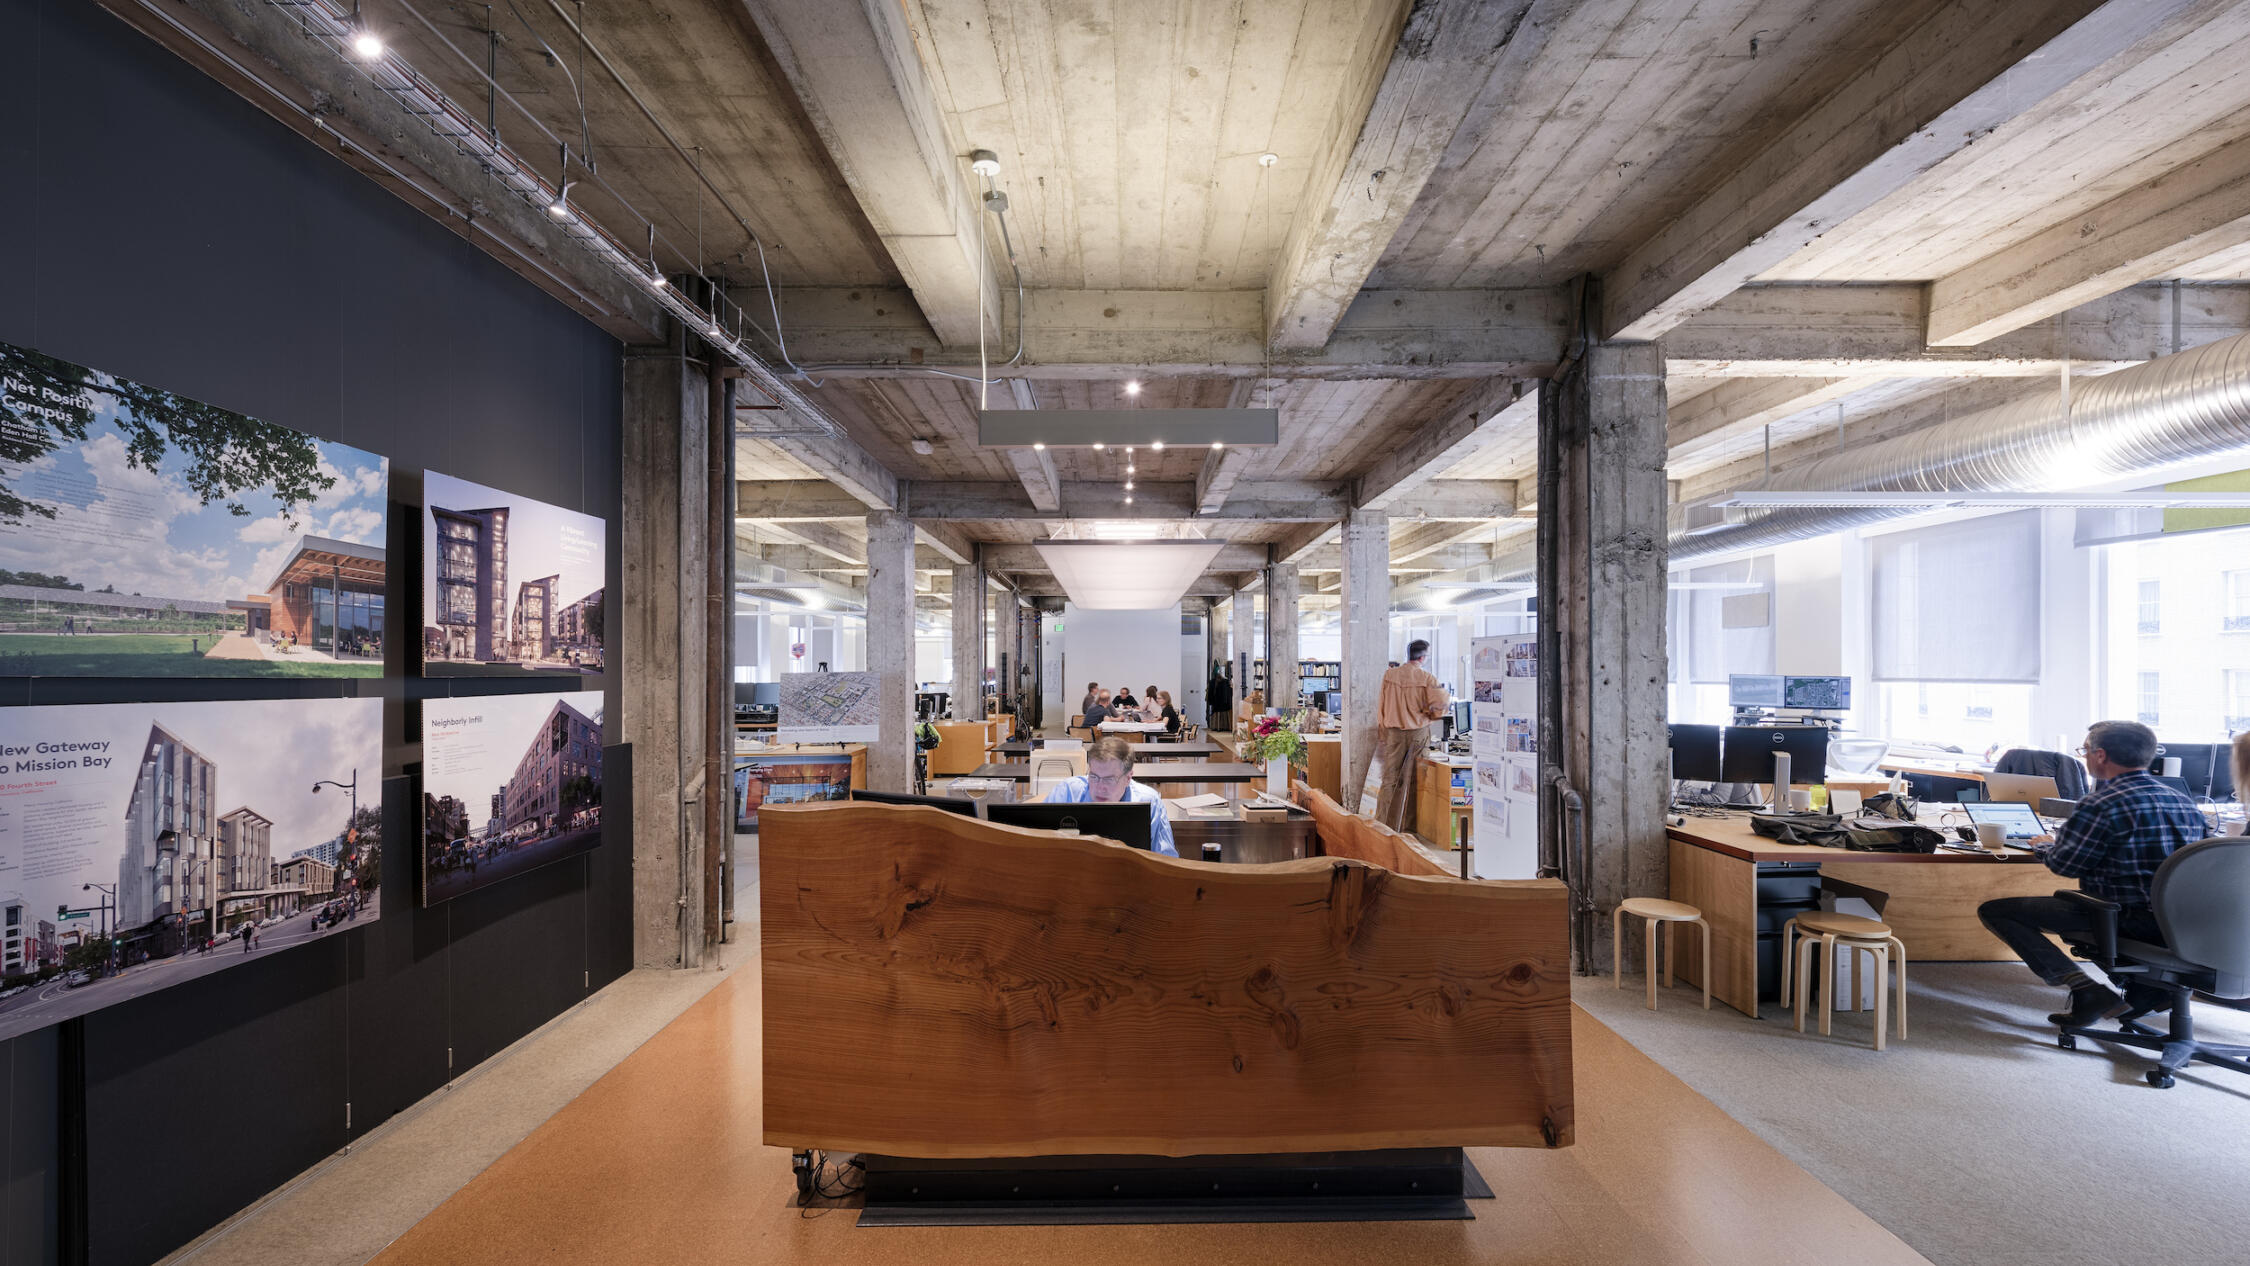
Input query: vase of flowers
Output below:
<box><xmin>1246</xmin><ymin>713</ymin><xmax>1307</xmax><ymax>798</ymax></box>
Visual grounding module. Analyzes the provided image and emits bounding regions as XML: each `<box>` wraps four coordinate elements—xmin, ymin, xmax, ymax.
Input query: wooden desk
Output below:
<box><xmin>1881</xmin><ymin>760</ymin><xmax>1989</xmax><ymax>782</ymax></box>
<box><xmin>991</xmin><ymin>740</ymin><xmax>1223</xmax><ymax>759</ymax></box>
<box><xmin>1295</xmin><ymin>736</ymin><xmax>1342</xmax><ymax>804</ymax></box>
<box><xmin>1667</xmin><ymin>812</ymin><xmax>2063</xmax><ymax>1018</ymax></box>
<box><xmin>929</xmin><ymin>720</ymin><xmax>1004</xmax><ymax>776</ymax></box>
<box><xmin>1415</xmin><ymin>752</ymin><xmax>1470</xmax><ymax>844</ymax></box>
<box><xmin>971</xmin><ymin>761</ymin><xmax>1264</xmax><ymax>785</ymax></box>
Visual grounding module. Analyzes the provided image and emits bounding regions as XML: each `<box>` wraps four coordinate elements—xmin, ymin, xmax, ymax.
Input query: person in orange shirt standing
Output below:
<box><xmin>1375</xmin><ymin>639</ymin><xmax>1451</xmax><ymax>831</ymax></box>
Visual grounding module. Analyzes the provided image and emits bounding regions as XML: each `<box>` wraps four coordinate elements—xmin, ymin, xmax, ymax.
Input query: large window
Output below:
<box><xmin>2138</xmin><ymin>579</ymin><xmax>2162</xmax><ymax>634</ymax></box>
<box><xmin>1870</xmin><ymin>511</ymin><xmax>2040</xmax><ymax>683</ymax></box>
<box><xmin>2101</xmin><ymin>522</ymin><xmax>2250</xmax><ymax>741</ymax></box>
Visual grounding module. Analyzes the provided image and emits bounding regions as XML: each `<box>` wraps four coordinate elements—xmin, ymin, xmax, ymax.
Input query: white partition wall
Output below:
<box><xmin>1061</xmin><ymin>604</ymin><xmax>1191</xmax><ymax>707</ymax></box>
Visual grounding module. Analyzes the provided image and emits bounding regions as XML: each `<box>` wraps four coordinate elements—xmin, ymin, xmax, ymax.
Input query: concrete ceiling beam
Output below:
<box><xmin>1193</xmin><ymin>379</ymin><xmax>1270</xmax><ymax>515</ymax></box>
<box><xmin>736</xmin><ymin>409</ymin><xmax>900</xmax><ymax>510</ymax></box>
<box><xmin>97</xmin><ymin>0</ymin><xmax>663</xmax><ymax>343</ymax></box>
<box><xmin>887</xmin><ymin>480</ymin><xmax>1513</xmax><ymax>522</ymax></box>
<box><xmin>1928</xmin><ymin>135</ymin><xmax>2250</xmax><ymax>347</ymax></box>
<box><xmin>1353</xmin><ymin>378</ymin><xmax>1532</xmax><ymax>510</ymax></box>
<box><xmin>1662</xmin><ymin>282</ymin><xmax>2250</xmax><ymax>378</ymax></box>
<box><xmin>754</xmin><ymin>519</ymin><xmax>864</xmax><ymax>567</ymax></box>
<box><xmin>993</xmin><ymin>380</ymin><xmax>1062</xmax><ymax>513</ymax></box>
<box><xmin>1603</xmin><ymin>0</ymin><xmax>2198</xmax><ymax>342</ymax></box>
<box><xmin>1666</xmin><ymin>377</ymin><xmax>1873</xmax><ymax>468</ymax></box>
<box><xmin>1013</xmin><ymin>576</ymin><xmax>1244</xmax><ymax>600</ymax></box>
<box><xmin>751</xmin><ymin>285</ymin><xmax>1570</xmax><ymax>379</ymax></box>
<box><xmin>738</xmin><ymin>0</ymin><xmax>1001</xmax><ymax>348</ymax></box>
<box><xmin>912</xmin><ymin>518</ymin><xmax>975</xmax><ymax>567</ymax></box>
<box><xmin>1265</xmin><ymin>0</ymin><xmax>1561</xmax><ymax>351</ymax></box>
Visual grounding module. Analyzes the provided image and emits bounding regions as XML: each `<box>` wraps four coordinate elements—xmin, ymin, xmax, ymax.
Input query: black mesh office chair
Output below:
<box><xmin>2054</xmin><ymin>835</ymin><xmax>2250</xmax><ymax>1089</ymax></box>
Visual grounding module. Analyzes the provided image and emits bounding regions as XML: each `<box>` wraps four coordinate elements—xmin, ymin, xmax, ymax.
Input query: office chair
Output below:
<box><xmin>2053</xmin><ymin>835</ymin><xmax>2250</xmax><ymax>1089</ymax></box>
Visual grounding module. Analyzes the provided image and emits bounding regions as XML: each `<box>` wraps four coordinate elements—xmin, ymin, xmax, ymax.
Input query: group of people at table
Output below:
<box><xmin>1078</xmin><ymin>683</ymin><xmax>1183</xmax><ymax>736</ymax></box>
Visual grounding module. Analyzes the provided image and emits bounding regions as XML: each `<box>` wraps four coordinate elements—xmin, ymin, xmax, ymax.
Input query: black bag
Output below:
<box><xmin>1860</xmin><ymin>791</ymin><xmax>1920</xmax><ymax>821</ymax></box>
<box><xmin>1749</xmin><ymin>811</ymin><xmax>1942</xmax><ymax>853</ymax></box>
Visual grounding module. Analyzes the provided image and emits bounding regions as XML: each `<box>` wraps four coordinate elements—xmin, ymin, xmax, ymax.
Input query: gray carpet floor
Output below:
<box><xmin>1575</xmin><ymin>964</ymin><xmax>2250</xmax><ymax>1266</ymax></box>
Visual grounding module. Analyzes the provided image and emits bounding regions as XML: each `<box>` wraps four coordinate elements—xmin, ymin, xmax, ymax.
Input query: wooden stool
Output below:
<box><xmin>1611</xmin><ymin>897</ymin><xmax>1711</xmax><ymax>1011</ymax></box>
<box><xmin>1788</xmin><ymin>911</ymin><xmax>1908</xmax><ymax>1049</ymax></box>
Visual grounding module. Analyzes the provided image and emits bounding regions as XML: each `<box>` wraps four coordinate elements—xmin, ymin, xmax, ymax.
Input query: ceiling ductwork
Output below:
<box><xmin>1669</xmin><ymin>328</ymin><xmax>2250</xmax><ymax>564</ymax></box>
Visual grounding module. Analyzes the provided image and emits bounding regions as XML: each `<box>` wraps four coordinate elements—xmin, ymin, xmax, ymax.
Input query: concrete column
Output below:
<box><xmin>1265</xmin><ymin>561</ymin><xmax>1300</xmax><ymax>712</ymax></box>
<box><xmin>1339</xmin><ymin>508</ymin><xmax>1390</xmax><ymax>812</ymax></box>
<box><xmin>1230</xmin><ymin>590</ymin><xmax>1254</xmax><ymax>718</ymax></box>
<box><xmin>1540</xmin><ymin>340</ymin><xmax>1668</xmax><ymax>971</ymax></box>
<box><xmin>621</xmin><ymin>337</ymin><xmax>711</xmax><ymax>969</ymax></box>
<box><xmin>950</xmin><ymin>554</ymin><xmax>984</xmax><ymax>718</ymax></box>
<box><xmin>867</xmin><ymin>510</ymin><xmax>916</xmax><ymax>791</ymax></box>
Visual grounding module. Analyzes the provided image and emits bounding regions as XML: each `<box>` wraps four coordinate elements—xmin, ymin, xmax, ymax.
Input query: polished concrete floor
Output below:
<box><xmin>363</xmin><ymin>963</ymin><xmax>1928</xmax><ymax>1265</ymax></box>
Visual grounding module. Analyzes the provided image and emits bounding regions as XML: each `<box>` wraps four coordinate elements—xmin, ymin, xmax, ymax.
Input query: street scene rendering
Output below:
<box><xmin>421</xmin><ymin>692</ymin><xmax>604</xmax><ymax>904</ymax></box>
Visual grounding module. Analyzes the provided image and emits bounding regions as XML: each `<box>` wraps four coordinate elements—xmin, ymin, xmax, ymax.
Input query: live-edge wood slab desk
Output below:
<box><xmin>1668</xmin><ymin>812</ymin><xmax>2064</xmax><ymax>1018</ymax></box>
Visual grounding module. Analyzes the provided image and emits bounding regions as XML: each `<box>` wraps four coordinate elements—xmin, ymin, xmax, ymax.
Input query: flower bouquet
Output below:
<box><xmin>1246</xmin><ymin>713</ymin><xmax>1307</xmax><ymax>798</ymax></box>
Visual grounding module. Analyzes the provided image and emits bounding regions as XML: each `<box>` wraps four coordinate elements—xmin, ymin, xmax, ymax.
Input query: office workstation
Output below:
<box><xmin>60</xmin><ymin>1</ymin><xmax>2250</xmax><ymax>1262</ymax></box>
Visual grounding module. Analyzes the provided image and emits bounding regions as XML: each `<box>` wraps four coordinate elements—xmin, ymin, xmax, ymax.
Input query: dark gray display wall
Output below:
<box><xmin>0</xmin><ymin>3</ymin><xmax>633</xmax><ymax>1262</ymax></box>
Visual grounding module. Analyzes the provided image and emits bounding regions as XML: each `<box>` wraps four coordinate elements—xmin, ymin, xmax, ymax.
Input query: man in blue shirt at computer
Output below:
<box><xmin>1978</xmin><ymin>720</ymin><xmax>2208</xmax><ymax>1027</ymax></box>
<box><xmin>1040</xmin><ymin>735</ymin><xmax>1179</xmax><ymax>856</ymax></box>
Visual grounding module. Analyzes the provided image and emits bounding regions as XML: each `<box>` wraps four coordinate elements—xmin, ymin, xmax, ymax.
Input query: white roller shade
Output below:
<box><xmin>1870</xmin><ymin>511</ymin><xmax>2040</xmax><ymax>683</ymax></box>
<box><xmin>1686</xmin><ymin>556</ymin><xmax>1775</xmax><ymax>684</ymax></box>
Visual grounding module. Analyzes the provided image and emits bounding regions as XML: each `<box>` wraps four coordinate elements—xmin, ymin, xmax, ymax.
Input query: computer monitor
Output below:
<box><xmin>2157</xmin><ymin>742</ymin><xmax>2220</xmax><ymax>799</ymax></box>
<box><xmin>1668</xmin><ymin>724</ymin><xmax>1724</xmax><ymax>782</ymax></box>
<box><xmin>986</xmin><ymin>800</ymin><xmax>1155</xmax><ymax>850</ymax></box>
<box><xmin>1781</xmin><ymin>675</ymin><xmax>1851</xmax><ymax>710</ymax></box>
<box><xmin>849</xmin><ymin>787</ymin><xmax>978</xmax><ymax>817</ymax></box>
<box><xmin>1721</xmin><ymin>725</ymin><xmax>1829</xmax><ymax>786</ymax></box>
<box><xmin>2213</xmin><ymin>747</ymin><xmax>2236</xmax><ymax>802</ymax></box>
<box><xmin>1728</xmin><ymin>674</ymin><xmax>1784</xmax><ymax>708</ymax></box>
<box><xmin>1453</xmin><ymin>701</ymin><xmax>1472</xmax><ymax>734</ymax></box>
<box><xmin>733</xmin><ymin>683</ymin><xmax>760</xmax><ymax>710</ymax></box>
<box><xmin>750</xmin><ymin>681</ymin><xmax>781</xmax><ymax>707</ymax></box>
<box><xmin>1325</xmin><ymin>691</ymin><xmax>1343</xmax><ymax>717</ymax></box>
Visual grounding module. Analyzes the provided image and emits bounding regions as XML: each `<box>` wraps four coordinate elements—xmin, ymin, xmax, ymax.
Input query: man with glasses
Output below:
<box><xmin>1978</xmin><ymin>720</ymin><xmax>2209</xmax><ymax>1027</ymax></box>
<box><xmin>1038</xmin><ymin>735</ymin><xmax>1178</xmax><ymax>856</ymax></box>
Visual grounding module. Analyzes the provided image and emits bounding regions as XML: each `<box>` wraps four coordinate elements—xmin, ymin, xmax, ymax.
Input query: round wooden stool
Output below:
<box><xmin>1787</xmin><ymin>911</ymin><xmax>1908</xmax><ymax>1049</ymax></box>
<box><xmin>1612</xmin><ymin>897</ymin><xmax>1710</xmax><ymax>1011</ymax></box>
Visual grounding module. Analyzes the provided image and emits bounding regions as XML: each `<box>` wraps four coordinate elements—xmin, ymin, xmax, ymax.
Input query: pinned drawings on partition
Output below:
<box><xmin>1471</xmin><ymin>633</ymin><xmax>1538</xmax><ymax>879</ymax></box>
<box><xmin>0</xmin><ymin>696</ymin><xmax>384</xmax><ymax>1043</ymax></box>
<box><xmin>0</xmin><ymin>339</ymin><xmax>389</xmax><ymax>678</ymax></box>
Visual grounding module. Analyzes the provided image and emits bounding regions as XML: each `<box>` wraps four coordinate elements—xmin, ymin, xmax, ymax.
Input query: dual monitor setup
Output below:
<box><xmin>1669</xmin><ymin>723</ymin><xmax>1830</xmax><ymax>789</ymax></box>
<box><xmin>1729</xmin><ymin>673</ymin><xmax>1852</xmax><ymax>714</ymax></box>
<box><xmin>847</xmin><ymin>788</ymin><xmax>1156</xmax><ymax>850</ymax></box>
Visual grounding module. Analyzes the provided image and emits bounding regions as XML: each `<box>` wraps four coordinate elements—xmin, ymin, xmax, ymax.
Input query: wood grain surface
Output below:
<box><xmin>1299</xmin><ymin>783</ymin><xmax>1454</xmax><ymax>877</ymax></box>
<box><xmin>761</xmin><ymin>802</ymin><xmax>1572</xmax><ymax>1158</ymax></box>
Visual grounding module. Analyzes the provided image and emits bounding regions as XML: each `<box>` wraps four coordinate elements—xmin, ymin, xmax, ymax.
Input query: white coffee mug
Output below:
<box><xmin>1787</xmin><ymin>789</ymin><xmax>1813</xmax><ymax>811</ymax></box>
<box><xmin>1974</xmin><ymin>821</ymin><xmax>2008</xmax><ymax>853</ymax></box>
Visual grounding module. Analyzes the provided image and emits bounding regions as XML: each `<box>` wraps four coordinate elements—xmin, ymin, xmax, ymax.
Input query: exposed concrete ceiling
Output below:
<box><xmin>113</xmin><ymin>0</ymin><xmax>2250</xmax><ymax>597</ymax></box>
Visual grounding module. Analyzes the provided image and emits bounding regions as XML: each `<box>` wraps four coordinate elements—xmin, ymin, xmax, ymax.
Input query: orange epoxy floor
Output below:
<box><xmin>373</xmin><ymin>967</ymin><xmax>1928</xmax><ymax>1265</ymax></box>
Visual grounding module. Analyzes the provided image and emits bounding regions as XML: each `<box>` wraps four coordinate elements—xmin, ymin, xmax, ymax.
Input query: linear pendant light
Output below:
<box><xmin>1032</xmin><ymin>540</ymin><xmax>1225</xmax><ymax>609</ymax></box>
<box><xmin>977</xmin><ymin>409</ymin><xmax>1278</xmax><ymax>448</ymax></box>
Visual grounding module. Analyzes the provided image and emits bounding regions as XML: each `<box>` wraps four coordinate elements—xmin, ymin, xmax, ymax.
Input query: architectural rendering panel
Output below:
<box><xmin>422</xmin><ymin>472</ymin><xmax>604</xmax><ymax>675</ymax></box>
<box><xmin>0</xmin><ymin>340</ymin><xmax>389</xmax><ymax>677</ymax></box>
<box><xmin>0</xmin><ymin>697</ymin><xmax>383</xmax><ymax>1042</ymax></box>
<box><xmin>420</xmin><ymin>691</ymin><xmax>604</xmax><ymax>905</ymax></box>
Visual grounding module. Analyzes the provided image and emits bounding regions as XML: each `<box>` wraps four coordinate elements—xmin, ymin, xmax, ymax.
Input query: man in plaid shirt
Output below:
<box><xmin>1979</xmin><ymin>720</ymin><xmax>2210</xmax><ymax>1027</ymax></box>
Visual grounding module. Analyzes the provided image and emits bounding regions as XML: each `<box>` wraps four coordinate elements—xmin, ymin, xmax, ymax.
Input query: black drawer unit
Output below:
<box><xmin>1754</xmin><ymin>861</ymin><xmax>1824</xmax><ymax>1003</ymax></box>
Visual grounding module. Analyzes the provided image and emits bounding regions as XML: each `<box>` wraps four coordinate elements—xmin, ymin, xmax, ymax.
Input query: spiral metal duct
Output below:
<box><xmin>1670</xmin><ymin>328</ymin><xmax>2250</xmax><ymax>563</ymax></box>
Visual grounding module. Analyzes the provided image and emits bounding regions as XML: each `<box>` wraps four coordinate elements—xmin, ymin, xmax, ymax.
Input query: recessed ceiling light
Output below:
<box><xmin>1126</xmin><ymin>464</ymin><xmax>1135</xmax><ymax>474</ymax></box>
<box><xmin>1124</xmin><ymin>380</ymin><xmax>1141</xmax><ymax>396</ymax></box>
<box><xmin>1124</xmin><ymin>495</ymin><xmax>1133</xmax><ymax>504</ymax></box>
<box><xmin>1092</xmin><ymin>442</ymin><xmax>1105</xmax><ymax>451</ymax></box>
<box><xmin>1125</xmin><ymin>481</ymin><xmax>1134</xmax><ymax>491</ymax></box>
<box><xmin>1031</xmin><ymin>441</ymin><xmax>1045</xmax><ymax>451</ymax></box>
<box><xmin>1151</xmin><ymin>441</ymin><xmax>1163</xmax><ymax>451</ymax></box>
<box><xmin>1211</xmin><ymin>441</ymin><xmax>1224</xmax><ymax>450</ymax></box>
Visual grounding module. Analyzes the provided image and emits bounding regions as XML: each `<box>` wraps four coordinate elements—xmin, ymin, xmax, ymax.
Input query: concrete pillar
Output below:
<box><xmin>1339</xmin><ymin>508</ymin><xmax>1390</xmax><ymax>812</ymax></box>
<box><xmin>1230</xmin><ymin>590</ymin><xmax>1254</xmax><ymax>718</ymax></box>
<box><xmin>866</xmin><ymin>510</ymin><xmax>916</xmax><ymax>791</ymax></box>
<box><xmin>1540</xmin><ymin>340</ymin><xmax>1668</xmax><ymax>972</ymax></box>
<box><xmin>621</xmin><ymin>336</ymin><xmax>712</xmax><ymax>969</ymax></box>
<box><xmin>950</xmin><ymin>554</ymin><xmax>984</xmax><ymax>718</ymax></box>
<box><xmin>1265</xmin><ymin>561</ymin><xmax>1300</xmax><ymax>712</ymax></box>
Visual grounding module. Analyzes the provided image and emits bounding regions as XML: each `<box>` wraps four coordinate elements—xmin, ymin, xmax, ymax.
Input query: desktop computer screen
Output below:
<box><xmin>1453</xmin><ymin>701</ymin><xmax>1472</xmax><ymax>734</ymax></box>
<box><xmin>1728</xmin><ymin>674</ymin><xmax>1785</xmax><ymax>708</ymax></box>
<box><xmin>986</xmin><ymin>801</ymin><xmax>1155</xmax><ymax>850</ymax></box>
<box><xmin>1781</xmin><ymin>675</ymin><xmax>1851</xmax><ymax>710</ymax></box>
<box><xmin>2158</xmin><ymin>742</ymin><xmax>2222</xmax><ymax>799</ymax></box>
<box><xmin>750</xmin><ymin>681</ymin><xmax>781</xmax><ymax>707</ymax></box>
<box><xmin>1667</xmin><ymin>724</ymin><xmax>1724</xmax><ymax>782</ymax></box>
<box><xmin>849</xmin><ymin>788</ymin><xmax>978</xmax><ymax>816</ymax></box>
<box><xmin>1721</xmin><ymin>725</ymin><xmax>1829</xmax><ymax>785</ymax></box>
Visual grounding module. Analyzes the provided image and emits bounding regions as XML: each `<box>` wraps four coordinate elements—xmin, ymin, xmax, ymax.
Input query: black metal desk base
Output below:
<box><xmin>855</xmin><ymin>1148</ymin><xmax>1491</xmax><ymax>1227</ymax></box>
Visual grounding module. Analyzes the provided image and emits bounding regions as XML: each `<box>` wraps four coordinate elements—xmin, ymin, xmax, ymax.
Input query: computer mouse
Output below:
<box><xmin>1955</xmin><ymin>826</ymin><xmax>1978</xmax><ymax>843</ymax></box>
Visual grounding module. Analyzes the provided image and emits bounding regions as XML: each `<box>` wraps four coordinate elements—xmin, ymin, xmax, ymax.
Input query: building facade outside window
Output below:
<box><xmin>2138</xmin><ymin>672</ymin><xmax>2161</xmax><ymax>726</ymax></box>
<box><xmin>2102</xmin><ymin>526</ymin><xmax>2250</xmax><ymax>742</ymax></box>
<box><xmin>2138</xmin><ymin>578</ymin><xmax>2162</xmax><ymax>634</ymax></box>
<box><xmin>2226</xmin><ymin>568</ymin><xmax>2250</xmax><ymax>633</ymax></box>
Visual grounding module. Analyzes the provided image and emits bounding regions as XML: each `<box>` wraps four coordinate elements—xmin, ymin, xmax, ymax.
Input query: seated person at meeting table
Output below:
<box><xmin>1114</xmin><ymin>686</ymin><xmax>1139</xmax><ymax>711</ymax></box>
<box><xmin>1157</xmin><ymin>690</ymin><xmax>1181</xmax><ymax>734</ymax></box>
<box><xmin>1083</xmin><ymin>691</ymin><xmax>1115</xmax><ymax>730</ymax></box>
<box><xmin>1141</xmin><ymin>685</ymin><xmax>1163</xmax><ymax>721</ymax></box>
<box><xmin>1978</xmin><ymin>721</ymin><xmax>2212</xmax><ymax>1027</ymax></box>
<box><xmin>1079</xmin><ymin>681</ymin><xmax>1100</xmax><ymax>720</ymax></box>
<box><xmin>1038</xmin><ymin>736</ymin><xmax>1179</xmax><ymax>856</ymax></box>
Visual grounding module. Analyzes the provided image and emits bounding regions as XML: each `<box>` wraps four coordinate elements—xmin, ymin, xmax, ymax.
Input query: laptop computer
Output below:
<box><xmin>1962</xmin><ymin>800</ymin><xmax>2049</xmax><ymax>842</ymax></box>
<box><xmin>1982</xmin><ymin>772</ymin><xmax>2060</xmax><ymax>806</ymax></box>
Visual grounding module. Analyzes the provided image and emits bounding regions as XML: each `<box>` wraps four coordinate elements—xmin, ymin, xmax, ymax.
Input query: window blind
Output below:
<box><xmin>1686</xmin><ymin>556</ymin><xmax>1775</xmax><ymax>684</ymax></box>
<box><xmin>1869</xmin><ymin>510</ymin><xmax>2040</xmax><ymax>683</ymax></box>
